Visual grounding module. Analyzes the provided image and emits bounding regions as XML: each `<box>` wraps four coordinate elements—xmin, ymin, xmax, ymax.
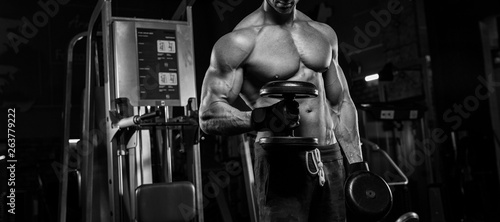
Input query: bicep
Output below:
<box><xmin>324</xmin><ymin>58</ymin><xmax>348</xmax><ymax>109</ymax></box>
<box><xmin>200</xmin><ymin>32</ymin><xmax>252</xmax><ymax>109</ymax></box>
<box><xmin>318</xmin><ymin>25</ymin><xmax>348</xmax><ymax>106</ymax></box>
<box><xmin>200</xmin><ymin>64</ymin><xmax>244</xmax><ymax>108</ymax></box>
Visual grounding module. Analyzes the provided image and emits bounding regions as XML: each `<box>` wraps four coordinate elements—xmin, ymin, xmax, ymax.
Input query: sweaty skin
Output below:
<box><xmin>199</xmin><ymin>0</ymin><xmax>363</xmax><ymax>163</ymax></box>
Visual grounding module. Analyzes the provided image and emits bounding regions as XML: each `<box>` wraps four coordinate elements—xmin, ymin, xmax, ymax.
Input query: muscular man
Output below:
<box><xmin>199</xmin><ymin>0</ymin><xmax>363</xmax><ymax>221</ymax></box>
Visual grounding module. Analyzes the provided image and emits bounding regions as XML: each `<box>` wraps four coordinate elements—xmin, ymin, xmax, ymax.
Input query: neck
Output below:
<box><xmin>261</xmin><ymin>1</ymin><xmax>296</xmax><ymax>26</ymax></box>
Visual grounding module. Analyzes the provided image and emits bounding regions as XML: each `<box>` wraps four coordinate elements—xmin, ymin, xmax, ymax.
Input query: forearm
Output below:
<box><xmin>333</xmin><ymin>99</ymin><xmax>363</xmax><ymax>164</ymax></box>
<box><xmin>200</xmin><ymin>101</ymin><xmax>252</xmax><ymax>136</ymax></box>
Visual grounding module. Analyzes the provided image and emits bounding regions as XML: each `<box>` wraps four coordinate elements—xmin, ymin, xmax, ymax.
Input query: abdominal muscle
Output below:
<box><xmin>294</xmin><ymin>98</ymin><xmax>336</xmax><ymax>145</ymax></box>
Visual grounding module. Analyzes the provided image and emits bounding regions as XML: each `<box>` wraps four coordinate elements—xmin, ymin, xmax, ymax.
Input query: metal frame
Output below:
<box><xmin>80</xmin><ymin>1</ymin><xmax>203</xmax><ymax>221</ymax></box>
<box><xmin>241</xmin><ymin>135</ymin><xmax>258</xmax><ymax>222</ymax></box>
<box><xmin>59</xmin><ymin>31</ymin><xmax>87</xmax><ymax>222</ymax></box>
<box><xmin>479</xmin><ymin>16</ymin><xmax>500</xmax><ymax>188</ymax></box>
<box><xmin>360</xmin><ymin>138</ymin><xmax>409</xmax><ymax>186</ymax></box>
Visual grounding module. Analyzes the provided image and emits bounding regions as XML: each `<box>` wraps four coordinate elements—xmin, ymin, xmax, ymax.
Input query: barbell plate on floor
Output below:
<box><xmin>259</xmin><ymin>81</ymin><xmax>319</xmax><ymax>99</ymax></box>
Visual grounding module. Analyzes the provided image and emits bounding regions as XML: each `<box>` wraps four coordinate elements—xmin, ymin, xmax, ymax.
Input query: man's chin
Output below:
<box><xmin>276</xmin><ymin>7</ymin><xmax>294</xmax><ymax>14</ymax></box>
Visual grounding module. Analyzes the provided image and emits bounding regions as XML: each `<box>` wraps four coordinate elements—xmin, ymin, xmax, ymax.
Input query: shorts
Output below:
<box><xmin>253</xmin><ymin>142</ymin><xmax>346</xmax><ymax>222</ymax></box>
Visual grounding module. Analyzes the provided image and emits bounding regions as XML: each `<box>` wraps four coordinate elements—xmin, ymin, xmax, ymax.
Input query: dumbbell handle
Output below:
<box><xmin>282</xmin><ymin>94</ymin><xmax>296</xmax><ymax>101</ymax></box>
<box><xmin>348</xmin><ymin>161</ymin><xmax>370</xmax><ymax>174</ymax></box>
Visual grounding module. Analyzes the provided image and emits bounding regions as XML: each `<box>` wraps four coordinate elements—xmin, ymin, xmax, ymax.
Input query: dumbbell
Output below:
<box><xmin>345</xmin><ymin>162</ymin><xmax>393</xmax><ymax>221</ymax></box>
<box><xmin>256</xmin><ymin>80</ymin><xmax>319</xmax><ymax>150</ymax></box>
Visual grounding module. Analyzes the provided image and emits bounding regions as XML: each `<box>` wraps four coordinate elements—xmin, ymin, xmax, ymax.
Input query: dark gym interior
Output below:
<box><xmin>1</xmin><ymin>0</ymin><xmax>500</xmax><ymax>221</ymax></box>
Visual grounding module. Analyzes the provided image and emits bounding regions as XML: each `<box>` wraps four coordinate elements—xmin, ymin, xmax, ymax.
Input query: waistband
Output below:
<box><xmin>315</xmin><ymin>144</ymin><xmax>341</xmax><ymax>152</ymax></box>
<box><xmin>315</xmin><ymin>144</ymin><xmax>343</xmax><ymax>160</ymax></box>
<box><xmin>256</xmin><ymin>142</ymin><xmax>343</xmax><ymax>160</ymax></box>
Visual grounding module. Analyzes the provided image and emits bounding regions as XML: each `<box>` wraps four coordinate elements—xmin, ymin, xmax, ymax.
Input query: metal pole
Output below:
<box><xmin>82</xmin><ymin>1</ymin><xmax>104</xmax><ymax>221</ymax></box>
<box><xmin>100</xmin><ymin>0</ymin><xmax>124</xmax><ymax>221</ymax></box>
<box><xmin>164</xmin><ymin>106</ymin><xmax>173</xmax><ymax>183</ymax></box>
<box><xmin>241</xmin><ymin>135</ymin><xmax>258</xmax><ymax>222</ymax></box>
<box><xmin>58</xmin><ymin>32</ymin><xmax>86</xmax><ymax>222</ymax></box>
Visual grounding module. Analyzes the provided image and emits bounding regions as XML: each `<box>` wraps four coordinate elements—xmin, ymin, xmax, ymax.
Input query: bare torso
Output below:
<box><xmin>232</xmin><ymin>10</ymin><xmax>341</xmax><ymax>145</ymax></box>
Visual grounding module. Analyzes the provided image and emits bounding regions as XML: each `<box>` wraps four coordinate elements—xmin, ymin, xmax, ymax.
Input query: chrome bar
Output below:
<box><xmin>241</xmin><ymin>135</ymin><xmax>258</xmax><ymax>222</ymax></box>
<box><xmin>361</xmin><ymin>138</ymin><xmax>409</xmax><ymax>186</ymax></box>
<box><xmin>82</xmin><ymin>1</ymin><xmax>104</xmax><ymax>221</ymax></box>
<box><xmin>58</xmin><ymin>31</ymin><xmax>86</xmax><ymax>222</ymax></box>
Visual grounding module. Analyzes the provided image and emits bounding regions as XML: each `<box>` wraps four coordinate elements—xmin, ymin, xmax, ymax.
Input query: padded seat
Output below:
<box><xmin>136</xmin><ymin>182</ymin><xmax>196</xmax><ymax>222</ymax></box>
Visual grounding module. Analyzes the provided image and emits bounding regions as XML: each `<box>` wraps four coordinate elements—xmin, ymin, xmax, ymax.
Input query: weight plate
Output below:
<box><xmin>260</xmin><ymin>81</ymin><xmax>318</xmax><ymax>98</ymax></box>
<box><xmin>259</xmin><ymin>137</ymin><xmax>319</xmax><ymax>150</ymax></box>
<box><xmin>345</xmin><ymin>171</ymin><xmax>393</xmax><ymax>220</ymax></box>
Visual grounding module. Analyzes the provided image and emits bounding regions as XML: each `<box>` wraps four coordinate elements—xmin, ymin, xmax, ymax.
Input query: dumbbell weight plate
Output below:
<box><xmin>259</xmin><ymin>137</ymin><xmax>319</xmax><ymax>150</ymax></box>
<box><xmin>345</xmin><ymin>171</ymin><xmax>393</xmax><ymax>221</ymax></box>
<box><xmin>260</xmin><ymin>81</ymin><xmax>319</xmax><ymax>99</ymax></box>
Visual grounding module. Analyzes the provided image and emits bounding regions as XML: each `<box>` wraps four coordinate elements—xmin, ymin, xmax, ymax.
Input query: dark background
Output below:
<box><xmin>1</xmin><ymin>0</ymin><xmax>500</xmax><ymax>221</ymax></box>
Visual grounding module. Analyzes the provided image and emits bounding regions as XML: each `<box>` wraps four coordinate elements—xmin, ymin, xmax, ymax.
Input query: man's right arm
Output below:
<box><xmin>199</xmin><ymin>32</ymin><xmax>254</xmax><ymax>136</ymax></box>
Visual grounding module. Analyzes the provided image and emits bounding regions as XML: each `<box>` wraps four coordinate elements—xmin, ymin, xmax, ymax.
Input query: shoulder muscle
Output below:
<box><xmin>211</xmin><ymin>29</ymin><xmax>256</xmax><ymax>72</ymax></box>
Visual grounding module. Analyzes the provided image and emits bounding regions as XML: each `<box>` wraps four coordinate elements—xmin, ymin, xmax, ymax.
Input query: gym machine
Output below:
<box><xmin>59</xmin><ymin>1</ymin><xmax>203</xmax><ymax>221</ymax></box>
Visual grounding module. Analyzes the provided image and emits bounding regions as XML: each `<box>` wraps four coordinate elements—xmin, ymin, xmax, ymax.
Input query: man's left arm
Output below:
<box><xmin>326</xmin><ymin>59</ymin><xmax>363</xmax><ymax>164</ymax></box>
<box><xmin>322</xmin><ymin>27</ymin><xmax>363</xmax><ymax>164</ymax></box>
